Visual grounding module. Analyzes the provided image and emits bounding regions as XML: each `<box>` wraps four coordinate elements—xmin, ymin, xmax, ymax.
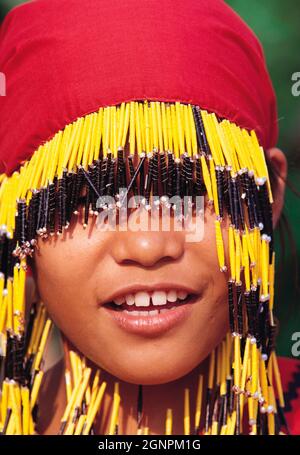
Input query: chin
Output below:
<box><xmin>109</xmin><ymin>370</ymin><xmax>188</xmax><ymax>386</ymax></box>
<box><xmin>95</xmin><ymin>355</ymin><xmax>200</xmax><ymax>385</ymax></box>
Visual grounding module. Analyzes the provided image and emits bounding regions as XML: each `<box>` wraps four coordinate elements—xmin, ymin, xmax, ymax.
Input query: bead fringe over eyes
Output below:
<box><xmin>0</xmin><ymin>101</ymin><xmax>287</xmax><ymax>435</ymax></box>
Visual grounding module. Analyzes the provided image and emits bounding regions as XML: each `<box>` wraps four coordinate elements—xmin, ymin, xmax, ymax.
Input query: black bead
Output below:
<box><xmin>144</xmin><ymin>156</ymin><xmax>153</xmax><ymax>206</ymax></box>
<box><xmin>99</xmin><ymin>159</ymin><xmax>108</xmax><ymax>197</ymax></box>
<box><xmin>65</xmin><ymin>172</ymin><xmax>76</xmax><ymax>223</ymax></box>
<box><xmin>17</xmin><ymin>200</ymin><xmax>27</xmax><ymax>246</ymax></box>
<box><xmin>42</xmin><ymin>184</ymin><xmax>50</xmax><ymax>232</ymax></box>
<box><xmin>89</xmin><ymin>164</ymin><xmax>97</xmax><ymax>212</ymax></box>
<box><xmin>159</xmin><ymin>152</ymin><xmax>168</xmax><ymax>197</ymax></box>
<box><xmin>57</xmin><ymin>175</ymin><xmax>67</xmax><ymax>234</ymax></box>
<box><xmin>95</xmin><ymin>159</ymin><xmax>101</xmax><ymax>194</ymax></box>
<box><xmin>117</xmin><ymin>149</ymin><xmax>126</xmax><ymax>194</ymax></box>
<box><xmin>139</xmin><ymin>155</ymin><xmax>145</xmax><ymax>198</ymax></box>
<box><xmin>48</xmin><ymin>183</ymin><xmax>56</xmax><ymax>235</ymax></box>
<box><xmin>194</xmin><ymin>157</ymin><xmax>206</xmax><ymax>196</ymax></box>
<box><xmin>242</xmin><ymin>173</ymin><xmax>255</xmax><ymax>230</ymax></box>
<box><xmin>236</xmin><ymin>176</ymin><xmax>245</xmax><ymax>231</ymax></box>
<box><xmin>182</xmin><ymin>155</ymin><xmax>193</xmax><ymax>197</ymax></box>
<box><xmin>227</xmin><ymin>377</ymin><xmax>234</xmax><ymax>416</ymax></box>
<box><xmin>250</xmin><ymin>176</ymin><xmax>263</xmax><ymax>229</ymax></box>
<box><xmin>245</xmin><ymin>291</ymin><xmax>256</xmax><ymax>337</ymax></box>
<box><xmin>14</xmin><ymin>334</ymin><xmax>25</xmax><ymax>384</ymax></box>
<box><xmin>216</xmin><ymin>168</ymin><xmax>224</xmax><ymax>219</ymax></box>
<box><xmin>192</xmin><ymin>106</ymin><xmax>210</xmax><ymax>156</ymax></box>
<box><xmin>174</xmin><ymin>160</ymin><xmax>181</xmax><ymax>198</ymax></box>
<box><xmin>27</xmin><ymin>190</ymin><xmax>39</xmax><ymax>242</ymax></box>
<box><xmin>37</xmin><ymin>188</ymin><xmax>46</xmax><ymax>234</ymax></box>
<box><xmin>236</xmin><ymin>289</ymin><xmax>243</xmax><ymax>335</ymax></box>
<box><xmin>167</xmin><ymin>153</ymin><xmax>175</xmax><ymax>199</ymax></box>
<box><xmin>228</xmin><ymin>281</ymin><xmax>236</xmax><ymax>334</ymax></box>
<box><xmin>231</xmin><ymin>179</ymin><xmax>241</xmax><ymax>230</ymax></box>
<box><xmin>106</xmin><ymin>158</ymin><xmax>116</xmax><ymax>198</ymax></box>
<box><xmin>258</xmin><ymin>183</ymin><xmax>273</xmax><ymax>256</ymax></box>
<box><xmin>84</xmin><ymin>184</ymin><xmax>90</xmax><ymax>226</ymax></box>
<box><xmin>152</xmin><ymin>152</ymin><xmax>159</xmax><ymax>198</ymax></box>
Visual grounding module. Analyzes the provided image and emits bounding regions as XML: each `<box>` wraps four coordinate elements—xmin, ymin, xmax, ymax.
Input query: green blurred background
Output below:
<box><xmin>1</xmin><ymin>0</ymin><xmax>300</xmax><ymax>357</ymax></box>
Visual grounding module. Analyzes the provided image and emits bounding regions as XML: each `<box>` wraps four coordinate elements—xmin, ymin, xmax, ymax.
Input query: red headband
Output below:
<box><xmin>0</xmin><ymin>0</ymin><xmax>278</xmax><ymax>176</ymax></box>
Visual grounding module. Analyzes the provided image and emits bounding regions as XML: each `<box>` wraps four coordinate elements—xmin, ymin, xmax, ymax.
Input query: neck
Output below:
<box><xmin>37</xmin><ymin>356</ymin><xmax>209</xmax><ymax>435</ymax></box>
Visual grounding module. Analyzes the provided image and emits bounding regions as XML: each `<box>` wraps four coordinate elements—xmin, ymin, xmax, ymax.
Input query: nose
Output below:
<box><xmin>110</xmin><ymin>230</ymin><xmax>185</xmax><ymax>267</ymax></box>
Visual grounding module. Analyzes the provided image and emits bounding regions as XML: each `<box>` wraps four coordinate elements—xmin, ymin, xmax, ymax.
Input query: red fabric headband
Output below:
<box><xmin>0</xmin><ymin>0</ymin><xmax>278</xmax><ymax>176</ymax></box>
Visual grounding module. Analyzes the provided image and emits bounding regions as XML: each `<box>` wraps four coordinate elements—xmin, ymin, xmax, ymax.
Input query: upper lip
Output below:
<box><xmin>98</xmin><ymin>283</ymin><xmax>201</xmax><ymax>306</ymax></box>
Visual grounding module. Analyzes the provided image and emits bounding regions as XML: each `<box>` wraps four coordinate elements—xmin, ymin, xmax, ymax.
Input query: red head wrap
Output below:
<box><xmin>0</xmin><ymin>0</ymin><xmax>278</xmax><ymax>175</ymax></box>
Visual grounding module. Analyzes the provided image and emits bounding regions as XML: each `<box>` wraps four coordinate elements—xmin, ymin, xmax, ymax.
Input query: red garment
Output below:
<box><xmin>0</xmin><ymin>0</ymin><xmax>277</xmax><ymax>176</ymax></box>
<box><xmin>278</xmin><ymin>357</ymin><xmax>300</xmax><ymax>435</ymax></box>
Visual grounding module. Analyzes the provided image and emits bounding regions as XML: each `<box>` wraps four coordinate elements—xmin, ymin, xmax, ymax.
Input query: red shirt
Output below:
<box><xmin>278</xmin><ymin>357</ymin><xmax>300</xmax><ymax>435</ymax></box>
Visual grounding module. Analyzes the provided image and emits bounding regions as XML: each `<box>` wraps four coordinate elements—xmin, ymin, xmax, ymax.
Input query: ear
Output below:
<box><xmin>265</xmin><ymin>147</ymin><xmax>288</xmax><ymax>228</ymax></box>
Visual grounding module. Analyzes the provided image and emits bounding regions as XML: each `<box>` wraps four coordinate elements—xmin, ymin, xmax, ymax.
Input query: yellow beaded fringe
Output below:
<box><xmin>0</xmin><ymin>101</ymin><xmax>283</xmax><ymax>435</ymax></box>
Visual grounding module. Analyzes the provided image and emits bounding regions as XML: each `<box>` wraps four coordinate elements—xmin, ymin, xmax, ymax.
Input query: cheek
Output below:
<box><xmin>33</xmin><ymin>232</ymin><xmax>100</xmax><ymax>335</ymax></box>
<box><xmin>34</xmin><ymin>216</ymin><xmax>108</xmax><ymax>295</ymax></box>
<box><xmin>191</xmin><ymin>273</ymin><xmax>228</xmax><ymax>357</ymax></box>
<box><xmin>188</xmin><ymin>241</ymin><xmax>229</xmax><ymax>353</ymax></box>
<box><xmin>185</xmin><ymin>212</ymin><xmax>230</xmax><ymax>352</ymax></box>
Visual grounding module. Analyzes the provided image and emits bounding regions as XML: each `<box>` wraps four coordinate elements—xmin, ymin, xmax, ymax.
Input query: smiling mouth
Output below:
<box><xmin>101</xmin><ymin>288</ymin><xmax>199</xmax><ymax>336</ymax></box>
<box><xmin>103</xmin><ymin>289</ymin><xmax>197</xmax><ymax>315</ymax></box>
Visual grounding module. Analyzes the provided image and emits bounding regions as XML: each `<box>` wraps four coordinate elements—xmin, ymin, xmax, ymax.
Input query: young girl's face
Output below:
<box><xmin>32</xmin><ymin>148</ymin><xmax>286</xmax><ymax>385</ymax></box>
<box><xmin>33</xmin><ymin>202</ymin><xmax>228</xmax><ymax>384</ymax></box>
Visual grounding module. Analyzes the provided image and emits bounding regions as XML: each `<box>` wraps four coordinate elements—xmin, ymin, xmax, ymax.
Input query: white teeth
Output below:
<box><xmin>113</xmin><ymin>289</ymin><xmax>190</xmax><ymax>308</ymax></box>
<box><xmin>130</xmin><ymin>310</ymin><xmax>139</xmax><ymax>316</ymax></box>
<box><xmin>167</xmin><ymin>290</ymin><xmax>177</xmax><ymax>302</ymax></box>
<box><xmin>149</xmin><ymin>309</ymin><xmax>159</xmax><ymax>316</ymax></box>
<box><xmin>139</xmin><ymin>311</ymin><xmax>149</xmax><ymax>316</ymax></box>
<box><xmin>135</xmin><ymin>292</ymin><xmax>150</xmax><ymax>307</ymax></box>
<box><xmin>125</xmin><ymin>294</ymin><xmax>135</xmax><ymax>306</ymax></box>
<box><xmin>114</xmin><ymin>296</ymin><xmax>125</xmax><ymax>305</ymax></box>
<box><xmin>178</xmin><ymin>291</ymin><xmax>188</xmax><ymax>300</ymax></box>
<box><xmin>124</xmin><ymin>309</ymin><xmax>159</xmax><ymax>316</ymax></box>
<box><xmin>152</xmin><ymin>291</ymin><xmax>167</xmax><ymax>306</ymax></box>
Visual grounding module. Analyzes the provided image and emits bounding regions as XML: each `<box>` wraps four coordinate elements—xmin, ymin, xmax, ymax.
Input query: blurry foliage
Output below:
<box><xmin>1</xmin><ymin>0</ymin><xmax>300</xmax><ymax>356</ymax></box>
<box><xmin>0</xmin><ymin>0</ymin><xmax>21</xmax><ymax>21</ymax></box>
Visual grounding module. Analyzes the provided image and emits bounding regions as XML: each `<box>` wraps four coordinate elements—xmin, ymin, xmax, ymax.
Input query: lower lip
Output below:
<box><xmin>102</xmin><ymin>299</ymin><xmax>196</xmax><ymax>337</ymax></box>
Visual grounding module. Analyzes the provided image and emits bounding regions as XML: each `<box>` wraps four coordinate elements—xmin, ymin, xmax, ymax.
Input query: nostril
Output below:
<box><xmin>119</xmin><ymin>255</ymin><xmax>182</xmax><ymax>268</ymax></box>
<box><xmin>119</xmin><ymin>258</ymin><xmax>142</xmax><ymax>267</ymax></box>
